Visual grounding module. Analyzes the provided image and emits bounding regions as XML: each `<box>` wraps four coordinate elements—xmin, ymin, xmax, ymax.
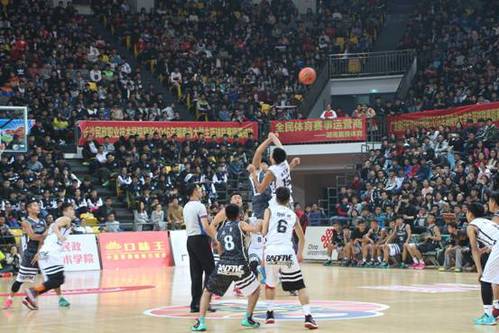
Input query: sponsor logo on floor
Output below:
<box><xmin>144</xmin><ymin>300</ymin><xmax>389</xmax><ymax>321</ymax></box>
<box><xmin>0</xmin><ymin>285</ymin><xmax>155</xmax><ymax>297</ymax></box>
<box><xmin>360</xmin><ymin>283</ymin><xmax>479</xmax><ymax>293</ymax></box>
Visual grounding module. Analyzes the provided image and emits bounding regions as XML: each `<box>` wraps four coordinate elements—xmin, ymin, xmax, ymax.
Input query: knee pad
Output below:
<box><xmin>11</xmin><ymin>281</ymin><xmax>23</xmax><ymax>293</ymax></box>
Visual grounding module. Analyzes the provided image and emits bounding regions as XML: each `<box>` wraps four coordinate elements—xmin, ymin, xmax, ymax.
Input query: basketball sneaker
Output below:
<box><xmin>304</xmin><ymin>314</ymin><xmax>319</xmax><ymax>329</ymax></box>
<box><xmin>22</xmin><ymin>296</ymin><xmax>38</xmax><ymax>310</ymax></box>
<box><xmin>2</xmin><ymin>298</ymin><xmax>13</xmax><ymax>309</ymax></box>
<box><xmin>453</xmin><ymin>267</ymin><xmax>462</xmax><ymax>273</ymax></box>
<box><xmin>379</xmin><ymin>262</ymin><xmax>389</xmax><ymax>269</ymax></box>
<box><xmin>323</xmin><ymin>260</ymin><xmax>333</xmax><ymax>266</ymax></box>
<box><xmin>59</xmin><ymin>297</ymin><xmax>71</xmax><ymax>307</ymax></box>
<box><xmin>473</xmin><ymin>313</ymin><xmax>496</xmax><ymax>325</ymax></box>
<box><xmin>192</xmin><ymin>318</ymin><xmax>207</xmax><ymax>331</ymax></box>
<box><xmin>241</xmin><ymin>314</ymin><xmax>260</xmax><ymax>328</ymax></box>
<box><xmin>414</xmin><ymin>263</ymin><xmax>426</xmax><ymax>270</ymax></box>
<box><xmin>492</xmin><ymin>307</ymin><xmax>499</xmax><ymax>318</ymax></box>
<box><xmin>399</xmin><ymin>263</ymin><xmax>409</xmax><ymax>269</ymax></box>
<box><xmin>265</xmin><ymin>310</ymin><xmax>275</xmax><ymax>324</ymax></box>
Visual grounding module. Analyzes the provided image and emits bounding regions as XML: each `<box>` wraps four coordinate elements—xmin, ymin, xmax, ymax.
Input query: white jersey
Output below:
<box><xmin>268</xmin><ymin>161</ymin><xmax>292</xmax><ymax>195</ymax></box>
<box><xmin>266</xmin><ymin>205</ymin><xmax>296</xmax><ymax>249</ymax></box>
<box><xmin>40</xmin><ymin>223</ymin><xmax>70</xmax><ymax>254</ymax></box>
<box><xmin>470</xmin><ymin>217</ymin><xmax>499</xmax><ymax>248</ymax></box>
<box><xmin>248</xmin><ymin>216</ymin><xmax>264</xmax><ymax>250</ymax></box>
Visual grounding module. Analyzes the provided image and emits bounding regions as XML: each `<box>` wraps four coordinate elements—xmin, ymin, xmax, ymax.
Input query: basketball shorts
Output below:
<box><xmin>264</xmin><ymin>246</ymin><xmax>305</xmax><ymax>292</ymax></box>
<box><xmin>481</xmin><ymin>243</ymin><xmax>499</xmax><ymax>284</ymax></box>
<box><xmin>38</xmin><ymin>250</ymin><xmax>65</xmax><ymax>282</ymax></box>
<box><xmin>206</xmin><ymin>262</ymin><xmax>259</xmax><ymax>297</ymax></box>
<box><xmin>16</xmin><ymin>250</ymin><xmax>39</xmax><ymax>283</ymax></box>
<box><xmin>388</xmin><ymin>244</ymin><xmax>401</xmax><ymax>256</ymax></box>
<box><xmin>417</xmin><ymin>242</ymin><xmax>439</xmax><ymax>254</ymax></box>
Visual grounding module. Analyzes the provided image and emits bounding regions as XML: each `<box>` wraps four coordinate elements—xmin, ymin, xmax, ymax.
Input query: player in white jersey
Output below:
<box><xmin>249</xmin><ymin>133</ymin><xmax>300</xmax><ymax>208</ymax></box>
<box><xmin>23</xmin><ymin>203</ymin><xmax>75</xmax><ymax>310</ymax></box>
<box><xmin>467</xmin><ymin>202</ymin><xmax>499</xmax><ymax>325</ymax></box>
<box><xmin>262</xmin><ymin>187</ymin><xmax>318</xmax><ymax>330</ymax></box>
<box><xmin>487</xmin><ymin>190</ymin><xmax>499</xmax><ymax>319</ymax></box>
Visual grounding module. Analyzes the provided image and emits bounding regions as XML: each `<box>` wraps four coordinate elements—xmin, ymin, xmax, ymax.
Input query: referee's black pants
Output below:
<box><xmin>187</xmin><ymin>235</ymin><xmax>215</xmax><ymax>310</ymax></box>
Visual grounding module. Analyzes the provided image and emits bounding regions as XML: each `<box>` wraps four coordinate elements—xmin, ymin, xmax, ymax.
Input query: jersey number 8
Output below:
<box><xmin>223</xmin><ymin>235</ymin><xmax>235</xmax><ymax>251</ymax></box>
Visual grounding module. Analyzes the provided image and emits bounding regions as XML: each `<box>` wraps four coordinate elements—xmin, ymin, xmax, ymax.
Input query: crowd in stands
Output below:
<box><xmin>323</xmin><ymin>119</ymin><xmax>497</xmax><ymax>270</ymax></box>
<box><xmin>385</xmin><ymin>0</ymin><xmax>498</xmax><ymax>114</ymax></box>
<box><xmin>82</xmin><ymin>131</ymin><xmax>258</xmax><ymax>231</ymax></box>
<box><xmin>0</xmin><ymin>0</ymin><xmax>175</xmax><ymax>148</ymax></box>
<box><xmin>93</xmin><ymin>0</ymin><xmax>385</xmax><ymax>122</ymax></box>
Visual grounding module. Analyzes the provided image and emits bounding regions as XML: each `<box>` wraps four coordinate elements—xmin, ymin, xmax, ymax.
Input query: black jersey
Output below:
<box><xmin>395</xmin><ymin>224</ymin><xmax>408</xmax><ymax>246</ymax></box>
<box><xmin>23</xmin><ymin>216</ymin><xmax>47</xmax><ymax>253</ymax></box>
<box><xmin>426</xmin><ymin>224</ymin><xmax>439</xmax><ymax>244</ymax></box>
<box><xmin>368</xmin><ymin>227</ymin><xmax>383</xmax><ymax>242</ymax></box>
<box><xmin>217</xmin><ymin>220</ymin><xmax>248</xmax><ymax>265</ymax></box>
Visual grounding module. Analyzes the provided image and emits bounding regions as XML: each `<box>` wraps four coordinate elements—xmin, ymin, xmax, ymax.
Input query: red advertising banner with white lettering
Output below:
<box><xmin>388</xmin><ymin>102</ymin><xmax>499</xmax><ymax>136</ymax></box>
<box><xmin>63</xmin><ymin>234</ymin><xmax>101</xmax><ymax>271</ymax></box>
<box><xmin>271</xmin><ymin>118</ymin><xmax>366</xmax><ymax>144</ymax></box>
<box><xmin>77</xmin><ymin>120</ymin><xmax>258</xmax><ymax>145</ymax></box>
<box><xmin>98</xmin><ymin>232</ymin><xmax>173</xmax><ymax>269</ymax></box>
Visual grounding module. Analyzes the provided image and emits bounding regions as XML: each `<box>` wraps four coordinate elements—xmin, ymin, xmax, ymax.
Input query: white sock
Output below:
<box><xmin>493</xmin><ymin>300</ymin><xmax>499</xmax><ymax>310</ymax></box>
<box><xmin>362</xmin><ymin>258</ymin><xmax>366</xmax><ymax>263</ymax></box>
<box><xmin>412</xmin><ymin>257</ymin><xmax>418</xmax><ymax>264</ymax></box>
<box><xmin>267</xmin><ymin>301</ymin><xmax>274</xmax><ymax>312</ymax></box>
<box><xmin>484</xmin><ymin>305</ymin><xmax>492</xmax><ymax>316</ymax></box>
<box><xmin>377</xmin><ymin>256</ymin><xmax>382</xmax><ymax>262</ymax></box>
<box><xmin>7</xmin><ymin>295</ymin><xmax>13</xmax><ymax>300</ymax></box>
<box><xmin>303</xmin><ymin>304</ymin><xmax>312</xmax><ymax>316</ymax></box>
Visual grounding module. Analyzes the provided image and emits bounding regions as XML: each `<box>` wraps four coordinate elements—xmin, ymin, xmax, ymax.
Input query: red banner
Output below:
<box><xmin>77</xmin><ymin>121</ymin><xmax>258</xmax><ymax>145</ymax></box>
<box><xmin>388</xmin><ymin>102</ymin><xmax>499</xmax><ymax>136</ymax></box>
<box><xmin>271</xmin><ymin>118</ymin><xmax>366</xmax><ymax>144</ymax></box>
<box><xmin>98</xmin><ymin>231</ymin><xmax>173</xmax><ymax>269</ymax></box>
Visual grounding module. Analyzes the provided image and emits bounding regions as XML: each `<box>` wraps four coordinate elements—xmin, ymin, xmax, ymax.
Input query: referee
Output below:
<box><xmin>183</xmin><ymin>183</ymin><xmax>217</xmax><ymax>313</ymax></box>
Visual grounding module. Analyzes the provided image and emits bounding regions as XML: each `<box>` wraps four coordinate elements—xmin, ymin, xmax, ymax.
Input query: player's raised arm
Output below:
<box><xmin>251</xmin><ymin>134</ymin><xmax>273</xmax><ymax>170</ymax></box>
<box><xmin>251</xmin><ymin>170</ymin><xmax>274</xmax><ymax>194</ymax></box>
<box><xmin>467</xmin><ymin>225</ymin><xmax>483</xmax><ymax>278</ymax></box>
<box><xmin>268</xmin><ymin>132</ymin><xmax>283</xmax><ymax>149</ymax></box>
<box><xmin>211</xmin><ymin>208</ymin><xmax>226</xmax><ymax>229</ymax></box>
<box><xmin>289</xmin><ymin>157</ymin><xmax>301</xmax><ymax>170</ymax></box>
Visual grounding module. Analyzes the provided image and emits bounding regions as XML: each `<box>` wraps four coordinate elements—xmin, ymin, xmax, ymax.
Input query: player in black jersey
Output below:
<box><xmin>380</xmin><ymin>216</ymin><xmax>411</xmax><ymax>269</ymax></box>
<box><xmin>323</xmin><ymin>223</ymin><xmax>349</xmax><ymax>266</ymax></box>
<box><xmin>2</xmin><ymin>199</ymin><xmax>70</xmax><ymax>309</ymax></box>
<box><xmin>363</xmin><ymin>219</ymin><xmax>384</xmax><ymax>266</ymax></box>
<box><xmin>405</xmin><ymin>213</ymin><xmax>441</xmax><ymax>270</ymax></box>
<box><xmin>192</xmin><ymin>204</ymin><xmax>261</xmax><ymax>331</ymax></box>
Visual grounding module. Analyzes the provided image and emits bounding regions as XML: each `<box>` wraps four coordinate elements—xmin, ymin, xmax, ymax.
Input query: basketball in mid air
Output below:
<box><xmin>298</xmin><ymin>67</ymin><xmax>316</xmax><ymax>85</ymax></box>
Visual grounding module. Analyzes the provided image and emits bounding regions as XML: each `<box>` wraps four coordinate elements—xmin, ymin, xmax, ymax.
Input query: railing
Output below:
<box><xmin>329</xmin><ymin>49</ymin><xmax>416</xmax><ymax>78</ymax></box>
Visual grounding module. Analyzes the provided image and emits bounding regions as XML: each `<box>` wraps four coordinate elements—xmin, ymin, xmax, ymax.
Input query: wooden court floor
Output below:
<box><xmin>0</xmin><ymin>264</ymin><xmax>492</xmax><ymax>333</ymax></box>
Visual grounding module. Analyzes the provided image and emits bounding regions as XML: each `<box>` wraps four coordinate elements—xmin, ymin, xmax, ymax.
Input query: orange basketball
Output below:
<box><xmin>298</xmin><ymin>67</ymin><xmax>316</xmax><ymax>85</ymax></box>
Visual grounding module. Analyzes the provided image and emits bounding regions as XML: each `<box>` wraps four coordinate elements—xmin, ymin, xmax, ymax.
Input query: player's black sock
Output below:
<box><xmin>481</xmin><ymin>281</ymin><xmax>493</xmax><ymax>306</ymax></box>
<box><xmin>11</xmin><ymin>281</ymin><xmax>22</xmax><ymax>293</ymax></box>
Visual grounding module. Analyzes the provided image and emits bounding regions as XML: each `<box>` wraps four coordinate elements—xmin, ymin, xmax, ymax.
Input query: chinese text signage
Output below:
<box><xmin>63</xmin><ymin>234</ymin><xmax>101</xmax><ymax>272</ymax></box>
<box><xmin>78</xmin><ymin>121</ymin><xmax>258</xmax><ymax>145</ymax></box>
<box><xmin>388</xmin><ymin>102</ymin><xmax>499</xmax><ymax>136</ymax></box>
<box><xmin>271</xmin><ymin>118</ymin><xmax>366</xmax><ymax>144</ymax></box>
<box><xmin>98</xmin><ymin>232</ymin><xmax>173</xmax><ymax>269</ymax></box>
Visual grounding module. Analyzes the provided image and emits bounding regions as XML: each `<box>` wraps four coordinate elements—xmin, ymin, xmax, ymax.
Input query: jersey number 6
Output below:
<box><xmin>277</xmin><ymin>220</ymin><xmax>288</xmax><ymax>233</ymax></box>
